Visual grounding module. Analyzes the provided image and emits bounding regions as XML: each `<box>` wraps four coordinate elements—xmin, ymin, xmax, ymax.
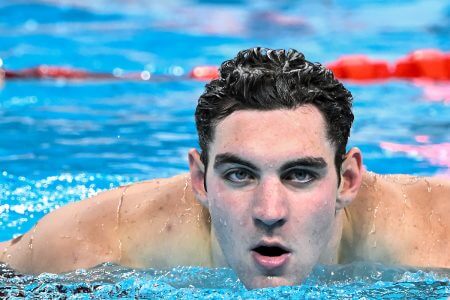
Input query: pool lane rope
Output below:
<box><xmin>1</xmin><ymin>48</ymin><xmax>449</xmax><ymax>83</ymax></box>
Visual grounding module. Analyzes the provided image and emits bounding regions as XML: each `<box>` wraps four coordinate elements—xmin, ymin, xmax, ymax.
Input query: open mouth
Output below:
<box><xmin>252</xmin><ymin>245</ymin><xmax>289</xmax><ymax>257</ymax></box>
<box><xmin>251</xmin><ymin>244</ymin><xmax>291</xmax><ymax>270</ymax></box>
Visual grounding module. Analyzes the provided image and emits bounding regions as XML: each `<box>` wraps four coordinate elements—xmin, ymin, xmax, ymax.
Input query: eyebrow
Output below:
<box><xmin>213</xmin><ymin>153</ymin><xmax>328</xmax><ymax>172</ymax></box>
<box><xmin>213</xmin><ymin>153</ymin><xmax>259</xmax><ymax>171</ymax></box>
<box><xmin>279</xmin><ymin>157</ymin><xmax>327</xmax><ymax>171</ymax></box>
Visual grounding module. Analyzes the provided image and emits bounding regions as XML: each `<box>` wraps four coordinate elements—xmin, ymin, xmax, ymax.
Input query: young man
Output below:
<box><xmin>1</xmin><ymin>48</ymin><xmax>448</xmax><ymax>289</ymax></box>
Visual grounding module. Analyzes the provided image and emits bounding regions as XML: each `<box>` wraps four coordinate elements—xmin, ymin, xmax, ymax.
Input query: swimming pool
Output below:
<box><xmin>1</xmin><ymin>0</ymin><xmax>449</xmax><ymax>298</ymax></box>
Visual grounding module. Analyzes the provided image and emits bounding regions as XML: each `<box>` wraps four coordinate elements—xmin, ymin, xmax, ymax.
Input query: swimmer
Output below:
<box><xmin>0</xmin><ymin>48</ymin><xmax>448</xmax><ymax>289</ymax></box>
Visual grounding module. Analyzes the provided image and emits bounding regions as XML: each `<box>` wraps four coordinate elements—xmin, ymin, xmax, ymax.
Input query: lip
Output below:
<box><xmin>251</xmin><ymin>241</ymin><xmax>291</xmax><ymax>271</ymax></box>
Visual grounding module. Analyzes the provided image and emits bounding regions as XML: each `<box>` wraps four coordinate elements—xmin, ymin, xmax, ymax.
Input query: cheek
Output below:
<box><xmin>207</xmin><ymin>184</ymin><xmax>250</xmax><ymax>230</ymax></box>
<box><xmin>291</xmin><ymin>181</ymin><xmax>337</xmax><ymax>236</ymax></box>
<box><xmin>308</xmin><ymin>183</ymin><xmax>337</xmax><ymax>238</ymax></box>
<box><xmin>312</xmin><ymin>175</ymin><xmax>338</xmax><ymax>207</ymax></box>
<box><xmin>208</xmin><ymin>178</ymin><xmax>249</xmax><ymax>210</ymax></box>
<box><xmin>313</xmin><ymin>185</ymin><xmax>336</xmax><ymax>214</ymax></box>
<box><xmin>207</xmin><ymin>187</ymin><xmax>253</xmax><ymax>259</ymax></box>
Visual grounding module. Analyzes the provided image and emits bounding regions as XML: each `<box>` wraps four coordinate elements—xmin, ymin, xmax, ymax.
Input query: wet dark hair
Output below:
<box><xmin>195</xmin><ymin>47</ymin><xmax>354</xmax><ymax>177</ymax></box>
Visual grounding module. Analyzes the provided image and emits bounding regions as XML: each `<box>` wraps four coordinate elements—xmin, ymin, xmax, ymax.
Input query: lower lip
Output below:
<box><xmin>251</xmin><ymin>251</ymin><xmax>291</xmax><ymax>270</ymax></box>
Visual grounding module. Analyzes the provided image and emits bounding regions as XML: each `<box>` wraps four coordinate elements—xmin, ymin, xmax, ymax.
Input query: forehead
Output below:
<box><xmin>210</xmin><ymin>105</ymin><xmax>335</xmax><ymax>165</ymax></box>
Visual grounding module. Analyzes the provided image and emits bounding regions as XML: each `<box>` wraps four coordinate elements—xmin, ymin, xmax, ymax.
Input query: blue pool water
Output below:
<box><xmin>0</xmin><ymin>0</ymin><xmax>449</xmax><ymax>298</ymax></box>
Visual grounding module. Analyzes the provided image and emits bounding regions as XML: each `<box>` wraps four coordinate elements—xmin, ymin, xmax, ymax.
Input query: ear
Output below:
<box><xmin>336</xmin><ymin>147</ymin><xmax>363</xmax><ymax>210</ymax></box>
<box><xmin>188</xmin><ymin>148</ymin><xmax>208</xmax><ymax>207</ymax></box>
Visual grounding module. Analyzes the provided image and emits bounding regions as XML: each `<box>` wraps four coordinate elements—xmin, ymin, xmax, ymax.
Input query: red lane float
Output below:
<box><xmin>189</xmin><ymin>65</ymin><xmax>219</xmax><ymax>80</ymax></box>
<box><xmin>3</xmin><ymin>66</ymin><xmax>178</xmax><ymax>81</ymax></box>
<box><xmin>326</xmin><ymin>55</ymin><xmax>390</xmax><ymax>80</ymax></box>
<box><xmin>2</xmin><ymin>49</ymin><xmax>449</xmax><ymax>82</ymax></box>
<box><xmin>393</xmin><ymin>49</ymin><xmax>450</xmax><ymax>80</ymax></box>
<box><xmin>4</xmin><ymin>65</ymin><xmax>114</xmax><ymax>80</ymax></box>
<box><xmin>190</xmin><ymin>49</ymin><xmax>450</xmax><ymax>81</ymax></box>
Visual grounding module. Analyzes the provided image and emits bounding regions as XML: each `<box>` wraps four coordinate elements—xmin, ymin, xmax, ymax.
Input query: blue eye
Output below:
<box><xmin>283</xmin><ymin>169</ymin><xmax>316</xmax><ymax>184</ymax></box>
<box><xmin>224</xmin><ymin>169</ymin><xmax>254</xmax><ymax>183</ymax></box>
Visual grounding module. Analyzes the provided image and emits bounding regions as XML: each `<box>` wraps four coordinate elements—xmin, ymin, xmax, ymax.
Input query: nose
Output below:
<box><xmin>252</xmin><ymin>177</ymin><xmax>288</xmax><ymax>229</ymax></box>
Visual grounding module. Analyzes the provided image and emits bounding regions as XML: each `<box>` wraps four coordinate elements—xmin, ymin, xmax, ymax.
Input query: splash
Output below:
<box><xmin>0</xmin><ymin>262</ymin><xmax>448</xmax><ymax>299</ymax></box>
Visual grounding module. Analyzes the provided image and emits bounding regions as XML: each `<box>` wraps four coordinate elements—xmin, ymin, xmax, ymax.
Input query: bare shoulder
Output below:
<box><xmin>117</xmin><ymin>174</ymin><xmax>212</xmax><ymax>268</ymax></box>
<box><xmin>343</xmin><ymin>171</ymin><xmax>449</xmax><ymax>267</ymax></box>
<box><xmin>349</xmin><ymin>172</ymin><xmax>449</xmax><ymax>215</ymax></box>
<box><xmin>1</xmin><ymin>173</ymin><xmax>211</xmax><ymax>274</ymax></box>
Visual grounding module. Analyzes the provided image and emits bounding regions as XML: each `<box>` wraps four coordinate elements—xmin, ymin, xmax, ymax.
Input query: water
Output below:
<box><xmin>0</xmin><ymin>0</ymin><xmax>449</xmax><ymax>298</ymax></box>
<box><xmin>1</xmin><ymin>263</ymin><xmax>449</xmax><ymax>299</ymax></box>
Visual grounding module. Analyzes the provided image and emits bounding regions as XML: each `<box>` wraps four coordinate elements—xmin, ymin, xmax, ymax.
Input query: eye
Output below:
<box><xmin>224</xmin><ymin>169</ymin><xmax>254</xmax><ymax>184</ymax></box>
<box><xmin>283</xmin><ymin>169</ymin><xmax>316</xmax><ymax>184</ymax></box>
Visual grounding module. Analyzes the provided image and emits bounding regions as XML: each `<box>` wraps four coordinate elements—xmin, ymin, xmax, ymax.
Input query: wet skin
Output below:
<box><xmin>0</xmin><ymin>107</ymin><xmax>449</xmax><ymax>289</ymax></box>
<box><xmin>188</xmin><ymin>105</ymin><xmax>363</xmax><ymax>288</ymax></box>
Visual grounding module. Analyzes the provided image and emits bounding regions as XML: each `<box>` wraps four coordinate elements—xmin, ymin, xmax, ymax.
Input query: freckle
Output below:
<box><xmin>166</xmin><ymin>224</ymin><xmax>172</xmax><ymax>232</ymax></box>
<box><xmin>159</xmin><ymin>206</ymin><xmax>164</xmax><ymax>211</ymax></box>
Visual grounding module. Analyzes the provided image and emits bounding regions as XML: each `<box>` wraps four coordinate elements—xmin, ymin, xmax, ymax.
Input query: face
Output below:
<box><xmin>192</xmin><ymin>105</ymin><xmax>343</xmax><ymax>289</ymax></box>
